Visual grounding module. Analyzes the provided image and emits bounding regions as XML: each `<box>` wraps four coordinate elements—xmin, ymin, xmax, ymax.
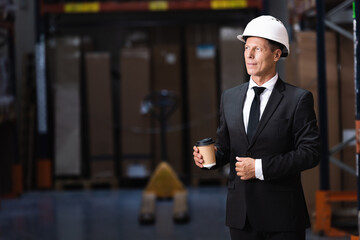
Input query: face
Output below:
<box><xmin>244</xmin><ymin>37</ymin><xmax>281</xmax><ymax>83</ymax></box>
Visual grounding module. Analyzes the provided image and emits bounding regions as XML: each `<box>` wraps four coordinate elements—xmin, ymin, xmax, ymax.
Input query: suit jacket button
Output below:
<box><xmin>246</xmin><ymin>152</ymin><xmax>251</xmax><ymax>156</ymax></box>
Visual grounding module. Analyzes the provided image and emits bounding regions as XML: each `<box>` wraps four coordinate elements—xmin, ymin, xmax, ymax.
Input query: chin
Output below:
<box><xmin>247</xmin><ymin>71</ymin><xmax>257</xmax><ymax>76</ymax></box>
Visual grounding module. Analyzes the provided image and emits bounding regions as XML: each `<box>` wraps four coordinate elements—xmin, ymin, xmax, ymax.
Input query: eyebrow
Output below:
<box><xmin>245</xmin><ymin>44</ymin><xmax>262</xmax><ymax>49</ymax></box>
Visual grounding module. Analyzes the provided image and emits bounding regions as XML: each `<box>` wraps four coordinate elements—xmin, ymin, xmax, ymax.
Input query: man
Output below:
<box><xmin>193</xmin><ymin>15</ymin><xmax>320</xmax><ymax>240</ymax></box>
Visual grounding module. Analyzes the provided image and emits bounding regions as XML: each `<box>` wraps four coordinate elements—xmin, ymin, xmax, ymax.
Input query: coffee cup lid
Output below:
<box><xmin>195</xmin><ymin>138</ymin><xmax>215</xmax><ymax>146</ymax></box>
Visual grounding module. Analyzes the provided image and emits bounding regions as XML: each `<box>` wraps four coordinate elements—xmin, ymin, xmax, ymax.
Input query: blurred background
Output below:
<box><xmin>0</xmin><ymin>0</ymin><xmax>359</xmax><ymax>239</ymax></box>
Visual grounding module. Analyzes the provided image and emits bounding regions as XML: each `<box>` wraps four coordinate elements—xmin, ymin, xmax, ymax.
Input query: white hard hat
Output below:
<box><xmin>237</xmin><ymin>15</ymin><xmax>290</xmax><ymax>57</ymax></box>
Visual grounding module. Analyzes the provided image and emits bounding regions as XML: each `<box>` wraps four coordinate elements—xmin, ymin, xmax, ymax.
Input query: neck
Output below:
<box><xmin>252</xmin><ymin>72</ymin><xmax>276</xmax><ymax>86</ymax></box>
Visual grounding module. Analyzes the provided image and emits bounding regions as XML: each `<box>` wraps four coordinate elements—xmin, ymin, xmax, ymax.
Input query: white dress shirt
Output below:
<box><xmin>242</xmin><ymin>73</ymin><xmax>278</xmax><ymax>180</ymax></box>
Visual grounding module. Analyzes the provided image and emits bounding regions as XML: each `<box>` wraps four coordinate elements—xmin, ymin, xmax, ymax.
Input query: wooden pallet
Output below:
<box><xmin>55</xmin><ymin>178</ymin><xmax>119</xmax><ymax>190</ymax></box>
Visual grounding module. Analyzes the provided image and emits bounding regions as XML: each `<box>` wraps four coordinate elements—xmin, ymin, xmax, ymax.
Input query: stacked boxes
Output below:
<box><xmin>47</xmin><ymin>24</ymin><xmax>255</xmax><ymax>184</ymax></box>
<box><xmin>219</xmin><ymin>27</ymin><xmax>247</xmax><ymax>91</ymax></box>
<box><xmin>85</xmin><ymin>53</ymin><xmax>114</xmax><ymax>178</ymax></box>
<box><xmin>151</xmin><ymin>27</ymin><xmax>183</xmax><ymax>175</ymax></box>
<box><xmin>152</xmin><ymin>45</ymin><xmax>183</xmax><ymax>173</ymax></box>
<box><xmin>120</xmin><ymin>47</ymin><xmax>152</xmax><ymax>178</ymax></box>
<box><xmin>186</xmin><ymin>24</ymin><xmax>222</xmax><ymax>182</ymax></box>
<box><xmin>50</xmin><ymin>37</ymin><xmax>82</xmax><ymax>176</ymax></box>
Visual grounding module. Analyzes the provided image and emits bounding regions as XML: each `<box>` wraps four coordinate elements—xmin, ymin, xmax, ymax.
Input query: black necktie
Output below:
<box><xmin>247</xmin><ymin>87</ymin><xmax>266</xmax><ymax>141</ymax></box>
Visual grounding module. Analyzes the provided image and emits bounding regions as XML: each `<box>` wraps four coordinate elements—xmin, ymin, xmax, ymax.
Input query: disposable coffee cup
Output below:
<box><xmin>196</xmin><ymin>138</ymin><xmax>216</xmax><ymax>168</ymax></box>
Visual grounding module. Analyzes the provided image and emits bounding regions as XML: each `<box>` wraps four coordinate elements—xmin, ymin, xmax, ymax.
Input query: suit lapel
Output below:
<box><xmin>249</xmin><ymin>78</ymin><xmax>285</xmax><ymax>147</ymax></box>
<box><xmin>236</xmin><ymin>82</ymin><xmax>248</xmax><ymax>139</ymax></box>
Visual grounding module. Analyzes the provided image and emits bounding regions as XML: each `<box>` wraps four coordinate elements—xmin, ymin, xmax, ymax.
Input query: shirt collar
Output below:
<box><xmin>248</xmin><ymin>73</ymin><xmax>278</xmax><ymax>91</ymax></box>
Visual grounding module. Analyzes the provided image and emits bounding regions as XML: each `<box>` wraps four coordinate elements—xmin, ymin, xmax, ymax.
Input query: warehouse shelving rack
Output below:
<box><xmin>311</xmin><ymin>0</ymin><xmax>359</xmax><ymax>237</ymax></box>
<box><xmin>34</xmin><ymin>0</ymin><xmax>263</xmax><ymax>189</ymax></box>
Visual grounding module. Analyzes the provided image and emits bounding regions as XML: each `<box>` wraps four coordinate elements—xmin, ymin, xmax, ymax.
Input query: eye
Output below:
<box><xmin>256</xmin><ymin>47</ymin><xmax>261</xmax><ymax>51</ymax></box>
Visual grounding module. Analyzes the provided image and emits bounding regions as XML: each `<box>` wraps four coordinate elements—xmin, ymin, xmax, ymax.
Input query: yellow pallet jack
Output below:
<box><xmin>139</xmin><ymin>161</ymin><xmax>189</xmax><ymax>224</ymax></box>
<box><xmin>138</xmin><ymin>90</ymin><xmax>189</xmax><ymax>224</ymax></box>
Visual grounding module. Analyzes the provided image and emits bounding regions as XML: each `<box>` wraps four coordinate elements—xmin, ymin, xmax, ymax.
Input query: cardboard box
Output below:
<box><xmin>151</xmin><ymin>43</ymin><xmax>183</xmax><ymax>175</ymax></box>
<box><xmin>51</xmin><ymin>37</ymin><xmax>82</xmax><ymax>176</ymax></box>
<box><xmin>219</xmin><ymin>27</ymin><xmax>247</xmax><ymax>91</ymax></box>
<box><xmin>151</xmin><ymin>26</ymin><xmax>179</xmax><ymax>45</ymax></box>
<box><xmin>186</xmin><ymin>24</ymin><xmax>218</xmax><ymax>46</ymax></box>
<box><xmin>285</xmin><ymin>42</ymin><xmax>300</xmax><ymax>86</ymax></box>
<box><xmin>120</xmin><ymin>47</ymin><xmax>152</xmax><ymax>178</ymax></box>
<box><xmin>85</xmin><ymin>52</ymin><xmax>114</xmax><ymax>178</ymax></box>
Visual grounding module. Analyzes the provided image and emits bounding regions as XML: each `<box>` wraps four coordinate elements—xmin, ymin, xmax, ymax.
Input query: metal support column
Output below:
<box><xmin>35</xmin><ymin>0</ymin><xmax>52</xmax><ymax>189</ymax></box>
<box><xmin>353</xmin><ymin>0</ymin><xmax>360</xmax><ymax>234</ymax></box>
<box><xmin>316</xmin><ymin>0</ymin><xmax>330</xmax><ymax>190</ymax></box>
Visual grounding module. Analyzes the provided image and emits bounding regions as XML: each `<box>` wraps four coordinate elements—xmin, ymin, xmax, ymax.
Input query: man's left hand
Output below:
<box><xmin>235</xmin><ymin>157</ymin><xmax>255</xmax><ymax>180</ymax></box>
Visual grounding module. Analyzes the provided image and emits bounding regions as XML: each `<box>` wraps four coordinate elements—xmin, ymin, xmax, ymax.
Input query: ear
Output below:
<box><xmin>273</xmin><ymin>49</ymin><xmax>282</xmax><ymax>62</ymax></box>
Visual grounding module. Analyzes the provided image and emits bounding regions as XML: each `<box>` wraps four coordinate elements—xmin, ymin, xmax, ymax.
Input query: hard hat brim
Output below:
<box><xmin>237</xmin><ymin>35</ymin><xmax>246</xmax><ymax>43</ymax></box>
<box><xmin>236</xmin><ymin>34</ymin><xmax>289</xmax><ymax>58</ymax></box>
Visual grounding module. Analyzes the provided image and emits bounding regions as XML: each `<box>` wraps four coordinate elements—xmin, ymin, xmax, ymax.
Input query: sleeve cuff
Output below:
<box><xmin>255</xmin><ymin>159</ymin><xmax>264</xmax><ymax>180</ymax></box>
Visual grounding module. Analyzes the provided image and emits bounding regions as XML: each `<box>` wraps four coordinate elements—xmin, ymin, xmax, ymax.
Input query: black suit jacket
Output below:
<box><xmin>213</xmin><ymin>78</ymin><xmax>320</xmax><ymax>232</ymax></box>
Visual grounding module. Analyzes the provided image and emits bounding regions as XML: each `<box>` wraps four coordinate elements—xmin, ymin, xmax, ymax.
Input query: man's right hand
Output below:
<box><xmin>193</xmin><ymin>146</ymin><xmax>204</xmax><ymax>168</ymax></box>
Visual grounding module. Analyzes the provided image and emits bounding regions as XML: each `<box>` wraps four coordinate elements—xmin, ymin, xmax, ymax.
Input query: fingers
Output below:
<box><xmin>235</xmin><ymin>157</ymin><xmax>243</xmax><ymax>173</ymax></box>
<box><xmin>236</xmin><ymin>169</ymin><xmax>250</xmax><ymax>180</ymax></box>
<box><xmin>235</xmin><ymin>157</ymin><xmax>255</xmax><ymax>180</ymax></box>
<box><xmin>193</xmin><ymin>146</ymin><xmax>204</xmax><ymax>168</ymax></box>
<box><xmin>235</xmin><ymin>161</ymin><xmax>243</xmax><ymax>178</ymax></box>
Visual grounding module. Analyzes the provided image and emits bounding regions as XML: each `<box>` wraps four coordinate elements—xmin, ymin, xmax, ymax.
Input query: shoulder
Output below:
<box><xmin>278</xmin><ymin>79</ymin><xmax>313</xmax><ymax>98</ymax></box>
<box><xmin>222</xmin><ymin>82</ymin><xmax>248</xmax><ymax>98</ymax></box>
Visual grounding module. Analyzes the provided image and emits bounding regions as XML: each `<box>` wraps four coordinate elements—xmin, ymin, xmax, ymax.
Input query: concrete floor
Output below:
<box><xmin>0</xmin><ymin>187</ymin><xmax>352</xmax><ymax>240</ymax></box>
